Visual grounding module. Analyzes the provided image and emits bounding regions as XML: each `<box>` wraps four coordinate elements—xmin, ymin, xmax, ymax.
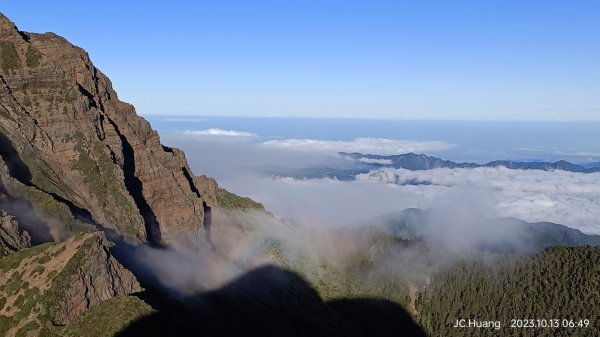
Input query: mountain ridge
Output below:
<box><xmin>0</xmin><ymin>12</ymin><xmax>250</xmax><ymax>246</ymax></box>
<box><xmin>364</xmin><ymin>208</ymin><xmax>600</xmax><ymax>254</ymax></box>
<box><xmin>260</xmin><ymin>152</ymin><xmax>600</xmax><ymax>181</ymax></box>
<box><xmin>339</xmin><ymin>152</ymin><xmax>600</xmax><ymax>173</ymax></box>
<box><xmin>1</xmin><ymin>10</ymin><xmax>598</xmax><ymax>337</ymax></box>
<box><xmin>0</xmin><ymin>12</ymin><xmax>265</xmax><ymax>337</ymax></box>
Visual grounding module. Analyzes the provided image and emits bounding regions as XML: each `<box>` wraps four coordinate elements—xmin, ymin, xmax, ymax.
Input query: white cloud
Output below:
<box><xmin>357</xmin><ymin>158</ymin><xmax>393</xmax><ymax>165</ymax></box>
<box><xmin>225</xmin><ymin>175</ymin><xmax>419</xmax><ymax>227</ymax></box>
<box><xmin>261</xmin><ymin>137</ymin><xmax>453</xmax><ymax>155</ymax></box>
<box><xmin>161</xmin><ymin>118</ymin><xmax>208</xmax><ymax>122</ymax></box>
<box><xmin>356</xmin><ymin>167</ymin><xmax>600</xmax><ymax>234</ymax></box>
<box><xmin>161</xmin><ymin>132</ymin><xmax>600</xmax><ymax>236</ymax></box>
<box><xmin>184</xmin><ymin>128</ymin><xmax>258</xmax><ymax>138</ymax></box>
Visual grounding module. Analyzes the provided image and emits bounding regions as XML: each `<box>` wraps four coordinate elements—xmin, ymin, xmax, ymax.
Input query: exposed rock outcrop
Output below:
<box><xmin>0</xmin><ymin>207</ymin><xmax>31</xmax><ymax>256</ymax></box>
<box><xmin>194</xmin><ymin>175</ymin><xmax>220</xmax><ymax>206</ymax></box>
<box><xmin>0</xmin><ymin>12</ymin><xmax>217</xmax><ymax>245</ymax></box>
<box><xmin>0</xmin><ymin>232</ymin><xmax>143</xmax><ymax>336</ymax></box>
<box><xmin>50</xmin><ymin>233</ymin><xmax>143</xmax><ymax>325</ymax></box>
<box><xmin>0</xmin><ymin>11</ymin><xmax>270</xmax><ymax>337</ymax></box>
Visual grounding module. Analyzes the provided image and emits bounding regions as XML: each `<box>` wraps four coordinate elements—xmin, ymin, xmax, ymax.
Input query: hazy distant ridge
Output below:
<box><xmin>339</xmin><ymin>152</ymin><xmax>600</xmax><ymax>173</ymax></box>
<box><xmin>261</xmin><ymin>152</ymin><xmax>600</xmax><ymax>181</ymax></box>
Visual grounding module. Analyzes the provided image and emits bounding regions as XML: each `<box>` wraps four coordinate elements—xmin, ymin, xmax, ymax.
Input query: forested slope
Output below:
<box><xmin>417</xmin><ymin>246</ymin><xmax>599</xmax><ymax>337</ymax></box>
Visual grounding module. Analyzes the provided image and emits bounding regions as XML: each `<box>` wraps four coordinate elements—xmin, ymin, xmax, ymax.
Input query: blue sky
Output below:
<box><xmin>3</xmin><ymin>1</ymin><xmax>599</xmax><ymax>120</ymax></box>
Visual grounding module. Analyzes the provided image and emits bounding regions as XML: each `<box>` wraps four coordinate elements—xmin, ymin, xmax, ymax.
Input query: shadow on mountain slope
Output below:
<box><xmin>116</xmin><ymin>265</ymin><xmax>426</xmax><ymax>337</ymax></box>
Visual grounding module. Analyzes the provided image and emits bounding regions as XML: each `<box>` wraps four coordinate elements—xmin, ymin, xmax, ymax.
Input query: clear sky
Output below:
<box><xmin>2</xmin><ymin>1</ymin><xmax>599</xmax><ymax>120</ymax></box>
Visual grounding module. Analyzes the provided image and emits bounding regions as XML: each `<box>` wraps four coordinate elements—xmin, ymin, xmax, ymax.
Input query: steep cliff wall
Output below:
<box><xmin>0</xmin><ymin>232</ymin><xmax>144</xmax><ymax>337</ymax></box>
<box><xmin>0</xmin><ymin>13</ymin><xmax>216</xmax><ymax>245</ymax></box>
<box><xmin>0</xmin><ymin>201</ymin><xmax>31</xmax><ymax>256</ymax></box>
<box><xmin>0</xmin><ymin>11</ymin><xmax>272</xmax><ymax>337</ymax></box>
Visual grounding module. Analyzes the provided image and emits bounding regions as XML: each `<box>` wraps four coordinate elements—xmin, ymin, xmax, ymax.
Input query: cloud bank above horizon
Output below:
<box><xmin>356</xmin><ymin>167</ymin><xmax>600</xmax><ymax>234</ymax></box>
<box><xmin>261</xmin><ymin>138</ymin><xmax>454</xmax><ymax>155</ymax></box>
<box><xmin>184</xmin><ymin>128</ymin><xmax>258</xmax><ymax>138</ymax></box>
<box><xmin>180</xmin><ymin>128</ymin><xmax>455</xmax><ymax>155</ymax></box>
<box><xmin>162</xmin><ymin>130</ymin><xmax>600</xmax><ymax>235</ymax></box>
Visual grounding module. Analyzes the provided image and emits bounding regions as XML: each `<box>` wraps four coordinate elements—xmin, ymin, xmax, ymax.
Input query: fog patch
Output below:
<box><xmin>159</xmin><ymin>131</ymin><xmax>600</xmax><ymax>239</ymax></box>
<box><xmin>359</xmin><ymin>167</ymin><xmax>600</xmax><ymax>234</ymax></box>
<box><xmin>125</xmin><ymin>130</ymin><xmax>600</xmax><ymax>296</ymax></box>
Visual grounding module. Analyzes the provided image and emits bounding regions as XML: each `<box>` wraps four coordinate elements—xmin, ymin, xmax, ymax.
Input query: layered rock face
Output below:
<box><xmin>0</xmin><ymin>232</ymin><xmax>143</xmax><ymax>336</ymax></box>
<box><xmin>50</xmin><ymin>233</ymin><xmax>143</xmax><ymax>325</ymax></box>
<box><xmin>0</xmin><ymin>13</ymin><xmax>214</xmax><ymax>245</ymax></box>
<box><xmin>0</xmin><ymin>207</ymin><xmax>31</xmax><ymax>256</ymax></box>
<box><xmin>0</xmin><ymin>11</ymin><xmax>271</xmax><ymax>337</ymax></box>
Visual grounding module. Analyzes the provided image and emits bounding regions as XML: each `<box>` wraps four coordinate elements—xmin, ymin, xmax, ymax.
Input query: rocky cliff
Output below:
<box><xmin>0</xmin><ymin>201</ymin><xmax>31</xmax><ymax>256</ymax></box>
<box><xmin>0</xmin><ymin>11</ymin><xmax>273</xmax><ymax>337</ymax></box>
<box><xmin>0</xmin><ymin>13</ymin><xmax>217</xmax><ymax>246</ymax></box>
<box><xmin>0</xmin><ymin>232</ymin><xmax>143</xmax><ymax>337</ymax></box>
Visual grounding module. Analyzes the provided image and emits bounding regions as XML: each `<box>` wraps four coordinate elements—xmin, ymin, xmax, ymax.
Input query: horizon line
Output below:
<box><xmin>140</xmin><ymin>113</ymin><xmax>600</xmax><ymax>123</ymax></box>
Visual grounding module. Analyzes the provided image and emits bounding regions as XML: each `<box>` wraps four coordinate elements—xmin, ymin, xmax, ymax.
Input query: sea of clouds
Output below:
<box><xmin>117</xmin><ymin>125</ymin><xmax>600</xmax><ymax>296</ymax></box>
<box><xmin>160</xmin><ymin>129</ymin><xmax>600</xmax><ymax>235</ymax></box>
<box><xmin>357</xmin><ymin>167</ymin><xmax>600</xmax><ymax>234</ymax></box>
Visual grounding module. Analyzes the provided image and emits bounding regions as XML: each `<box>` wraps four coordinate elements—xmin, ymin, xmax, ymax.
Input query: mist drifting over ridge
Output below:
<box><xmin>118</xmin><ymin>186</ymin><xmax>600</xmax><ymax>300</ymax></box>
<box><xmin>2</xmin><ymin>4</ymin><xmax>599</xmax><ymax>334</ymax></box>
<box><xmin>153</xmin><ymin>118</ymin><xmax>600</xmax><ymax>235</ymax></box>
<box><xmin>102</xmin><ymin>117</ymin><xmax>600</xmax><ymax>298</ymax></box>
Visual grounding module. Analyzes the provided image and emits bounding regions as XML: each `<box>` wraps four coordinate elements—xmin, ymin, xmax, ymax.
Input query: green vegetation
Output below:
<box><xmin>304</xmin><ymin>260</ymin><xmax>411</xmax><ymax>306</ymax></box>
<box><xmin>0</xmin><ymin>315</ymin><xmax>13</xmax><ymax>336</ymax></box>
<box><xmin>263</xmin><ymin>238</ymin><xmax>411</xmax><ymax>306</ymax></box>
<box><xmin>42</xmin><ymin>236</ymin><xmax>96</xmax><ymax>320</ymax></box>
<box><xmin>72</xmin><ymin>143</ymin><xmax>104</xmax><ymax>196</ymax></box>
<box><xmin>13</xmin><ymin>129</ymin><xmax>69</xmax><ymax>201</ymax></box>
<box><xmin>51</xmin><ymin>246</ymin><xmax>66</xmax><ymax>257</ymax></box>
<box><xmin>36</xmin><ymin>255</ymin><xmax>51</xmax><ymax>264</ymax></box>
<box><xmin>0</xmin><ymin>242</ymin><xmax>53</xmax><ymax>271</ymax></box>
<box><xmin>0</xmin><ymin>127</ymin><xmax>90</xmax><ymax>238</ymax></box>
<box><xmin>13</xmin><ymin>286</ymin><xmax>40</xmax><ymax>321</ymax></box>
<box><xmin>62</xmin><ymin>296</ymin><xmax>154</xmax><ymax>337</ymax></box>
<box><xmin>1</xmin><ymin>230</ymin><xmax>599</xmax><ymax>337</ymax></box>
<box><xmin>23</xmin><ymin>96</ymin><xmax>32</xmax><ymax>107</ymax></box>
<box><xmin>47</xmin><ymin>270</ymin><xmax>57</xmax><ymax>280</ymax></box>
<box><xmin>0</xmin><ymin>235</ymin><xmax>153</xmax><ymax>337</ymax></box>
<box><xmin>70</xmin><ymin>134</ymin><xmax>140</xmax><ymax>235</ymax></box>
<box><xmin>417</xmin><ymin>246</ymin><xmax>600</xmax><ymax>337</ymax></box>
<box><xmin>0</xmin><ymin>106</ymin><xmax>10</xmax><ymax>118</ymax></box>
<box><xmin>0</xmin><ymin>41</ymin><xmax>20</xmax><ymax>73</ymax></box>
<box><xmin>30</xmin><ymin>265</ymin><xmax>46</xmax><ymax>277</ymax></box>
<box><xmin>25</xmin><ymin>45</ymin><xmax>42</xmax><ymax>68</ymax></box>
<box><xmin>17</xmin><ymin>186</ymin><xmax>87</xmax><ymax>237</ymax></box>
<box><xmin>2</xmin><ymin>275</ymin><xmax>23</xmax><ymax>294</ymax></box>
<box><xmin>38</xmin><ymin>326</ymin><xmax>60</xmax><ymax>337</ymax></box>
<box><xmin>15</xmin><ymin>321</ymin><xmax>40</xmax><ymax>337</ymax></box>
<box><xmin>217</xmin><ymin>188</ymin><xmax>264</xmax><ymax>210</ymax></box>
<box><xmin>14</xmin><ymin>143</ymin><xmax>88</xmax><ymax>236</ymax></box>
<box><xmin>0</xmin><ymin>236</ymin><xmax>100</xmax><ymax>332</ymax></box>
<box><xmin>63</xmin><ymin>87</ymin><xmax>77</xmax><ymax>103</ymax></box>
<box><xmin>265</xmin><ymin>236</ymin><xmax>599</xmax><ymax>337</ymax></box>
<box><xmin>0</xmin><ymin>280</ymin><xmax>42</xmax><ymax>334</ymax></box>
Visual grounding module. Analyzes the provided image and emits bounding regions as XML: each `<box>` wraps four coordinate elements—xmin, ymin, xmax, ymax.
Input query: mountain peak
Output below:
<box><xmin>0</xmin><ymin>10</ymin><xmax>217</xmax><ymax>246</ymax></box>
<box><xmin>0</xmin><ymin>13</ymin><xmax>21</xmax><ymax>39</ymax></box>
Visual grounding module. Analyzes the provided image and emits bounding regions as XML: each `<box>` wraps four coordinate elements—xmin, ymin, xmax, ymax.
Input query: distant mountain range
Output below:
<box><xmin>260</xmin><ymin>152</ymin><xmax>600</xmax><ymax>180</ymax></box>
<box><xmin>364</xmin><ymin>208</ymin><xmax>600</xmax><ymax>254</ymax></box>
<box><xmin>339</xmin><ymin>152</ymin><xmax>600</xmax><ymax>173</ymax></box>
<box><xmin>582</xmin><ymin>161</ymin><xmax>600</xmax><ymax>169</ymax></box>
